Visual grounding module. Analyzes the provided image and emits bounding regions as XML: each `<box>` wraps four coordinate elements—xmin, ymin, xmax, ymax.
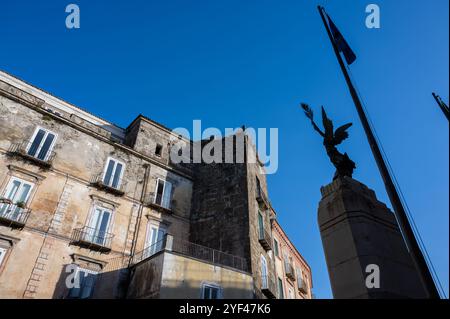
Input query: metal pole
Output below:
<box><xmin>432</xmin><ymin>92</ymin><xmax>449</xmax><ymax>121</ymax></box>
<box><xmin>318</xmin><ymin>5</ymin><xmax>440</xmax><ymax>299</ymax></box>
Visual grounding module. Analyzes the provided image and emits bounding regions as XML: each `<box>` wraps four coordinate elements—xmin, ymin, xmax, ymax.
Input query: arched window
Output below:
<box><xmin>261</xmin><ymin>255</ymin><xmax>268</xmax><ymax>288</ymax></box>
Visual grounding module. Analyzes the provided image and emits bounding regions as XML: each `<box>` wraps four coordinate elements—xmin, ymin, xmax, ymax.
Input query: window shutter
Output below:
<box><xmin>162</xmin><ymin>181</ymin><xmax>172</xmax><ymax>209</ymax></box>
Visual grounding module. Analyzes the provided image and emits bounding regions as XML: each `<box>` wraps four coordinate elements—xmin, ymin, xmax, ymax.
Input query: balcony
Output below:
<box><xmin>144</xmin><ymin>194</ymin><xmax>173</xmax><ymax>214</ymax></box>
<box><xmin>132</xmin><ymin>235</ymin><xmax>249</xmax><ymax>273</ymax></box>
<box><xmin>261</xmin><ymin>275</ymin><xmax>277</xmax><ymax>299</ymax></box>
<box><xmin>0</xmin><ymin>199</ymin><xmax>30</xmax><ymax>228</ymax></box>
<box><xmin>256</xmin><ymin>187</ymin><xmax>270</xmax><ymax>210</ymax></box>
<box><xmin>298</xmin><ymin>277</ymin><xmax>308</xmax><ymax>294</ymax></box>
<box><xmin>9</xmin><ymin>142</ymin><xmax>55</xmax><ymax>169</ymax></box>
<box><xmin>71</xmin><ymin>226</ymin><xmax>114</xmax><ymax>253</ymax></box>
<box><xmin>285</xmin><ymin>263</ymin><xmax>296</xmax><ymax>281</ymax></box>
<box><xmin>258</xmin><ymin>228</ymin><xmax>272</xmax><ymax>251</ymax></box>
<box><xmin>91</xmin><ymin>174</ymin><xmax>125</xmax><ymax>196</ymax></box>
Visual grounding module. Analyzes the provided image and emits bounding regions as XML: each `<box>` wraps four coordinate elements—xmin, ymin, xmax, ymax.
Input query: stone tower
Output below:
<box><xmin>318</xmin><ymin>177</ymin><xmax>427</xmax><ymax>299</ymax></box>
<box><xmin>187</xmin><ymin>133</ymin><xmax>277</xmax><ymax>299</ymax></box>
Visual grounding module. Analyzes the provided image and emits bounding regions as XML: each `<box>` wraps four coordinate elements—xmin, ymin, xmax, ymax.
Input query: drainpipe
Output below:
<box><xmin>128</xmin><ymin>163</ymin><xmax>151</xmax><ymax>265</ymax></box>
<box><xmin>121</xmin><ymin>163</ymin><xmax>150</xmax><ymax>299</ymax></box>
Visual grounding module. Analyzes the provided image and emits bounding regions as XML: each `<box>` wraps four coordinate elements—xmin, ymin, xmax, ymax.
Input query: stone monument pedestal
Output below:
<box><xmin>318</xmin><ymin>177</ymin><xmax>427</xmax><ymax>299</ymax></box>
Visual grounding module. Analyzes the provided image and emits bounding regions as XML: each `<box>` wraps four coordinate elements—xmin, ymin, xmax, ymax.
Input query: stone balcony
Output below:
<box><xmin>256</xmin><ymin>187</ymin><xmax>270</xmax><ymax>210</ymax></box>
<box><xmin>71</xmin><ymin>226</ymin><xmax>114</xmax><ymax>253</ymax></box>
<box><xmin>0</xmin><ymin>199</ymin><xmax>30</xmax><ymax>228</ymax></box>
<box><xmin>285</xmin><ymin>263</ymin><xmax>296</xmax><ymax>281</ymax></box>
<box><xmin>261</xmin><ymin>275</ymin><xmax>277</xmax><ymax>299</ymax></box>
<box><xmin>144</xmin><ymin>194</ymin><xmax>173</xmax><ymax>214</ymax></box>
<box><xmin>91</xmin><ymin>173</ymin><xmax>125</xmax><ymax>196</ymax></box>
<box><xmin>8</xmin><ymin>141</ymin><xmax>55</xmax><ymax>169</ymax></box>
<box><xmin>297</xmin><ymin>277</ymin><xmax>308</xmax><ymax>294</ymax></box>
<box><xmin>258</xmin><ymin>228</ymin><xmax>272</xmax><ymax>251</ymax></box>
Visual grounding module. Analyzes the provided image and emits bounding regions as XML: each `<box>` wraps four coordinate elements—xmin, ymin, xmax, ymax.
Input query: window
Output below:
<box><xmin>261</xmin><ymin>255</ymin><xmax>268</xmax><ymax>288</ymax></box>
<box><xmin>154</xmin><ymin>179</ymin><xmax>172</xmax><ymax>209</ymax></box>
<box><xmin>155</xmin><ymin>144</ymin><xmax>163</xmax><ymax>157</ymax></box>
<box><xmin>258</xmin><ymin>211</ymin><xmax>264</xmax><ymax>239</ymax></box>
<box><xmin>0</xmin><ymin>247</ymin><xmax>7</xmax><ymax>266</ymax></box>
<box><xmin>256</xmin><ymin>177</ymin><xmax>261</xmax><ymax>196</ymax></box>
<box><xmin>68</xmin><ymin>267</ymin><xmax>98</xmax><ymax>299</ymax></box>
<box><xmin>296</xmin><ymin>268</ymin><xmax>303</xmax><ymax>283</ymax></box>
<box><xmin>278</xmin><ymin>278</ymin><xmax>284</xmax><ymax>299</ymax></box>
<box><xmin>273</xmin><ymin>238</ymin><xmax>279</xmax><ymax>257</ymax></box>
<box><xmin>27</xmin><ymin>127</ymin><xmax>57</xmax><ymax>161</ymax></box>
<box><xmin>102</xmin><ymin>158</ymin><xmax>125</xmax><ymax>189</ymax></box>
<box><xmin>283</xmin><ymin>252</ymin><xmax>290</xmax><ymax>271</ymax></box>
<box><xmin>0</xmin><ymin>177</ymin><xmax>33</xmax><ymax>221</ymax></box>
<box><xmin>87</xmin><ymin>206</ymin><xmax>112</xmax><ymax>246</ymax></box>
<box><xmin>145</xmin><ymin>224</ymin><xmax>166</xmax><ymax>257</ymax></box>
<box><xmin>202</xmin><ymin>283</ymin><xmax>221</xmax><ymax>299</ymax></box>
<box><xmin>288</xmin><ymin>287</ymin><xmax>295</xmax><ymax>299</ymax></box>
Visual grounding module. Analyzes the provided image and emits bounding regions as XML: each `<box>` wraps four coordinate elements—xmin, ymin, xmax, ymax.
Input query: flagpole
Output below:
<box><xmin>432</xmin><ymin>92</ymin><xmax>449</xmax><ymax>121</ymax></box>
<box><xmin>317</xmin><ymin>5</ymin><xmax>440</xmax><ymax>299</ymax></box>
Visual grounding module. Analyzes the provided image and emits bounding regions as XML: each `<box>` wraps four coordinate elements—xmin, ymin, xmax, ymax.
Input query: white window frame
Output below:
<box><xmin>201</xmin><ymin>282</ymin><xmax>222</xmax><ymax>299</ymax></box>
<box><xmin>261</xmin><ymin>255</ymin><xmax>268</xmax><ymax>288</ymax></box>
<box><xmin>26</xmin><ymin>126</ymin><xmax>58</xmax><ymax>161</ymax></box>
<box><xmin>153</xmin><ymin>178</ymin><xmax>172</xmax><ymax>209</ymax></box>
<box><xmin>145</xmin><ymin>223</ymin><xmax>167</xmax><ymax>247</ymax></box>
<box><xmin>101</xmin><ymin>157</ymin><xmax>125</xmax><ymax>188</ymax></box>
<box><xmin>0</xmin><ymin>177</ymin><xmax>34</xmax><ymax>221</ymax></box>
<box><xmin>0</xmin><ymin>247</ymin><xmax>7</xmax><ymax>267</ymax></box>
<box><xmin>1</xmin><ymin>177</ymin><xmax>34</xmax><ymax>203</ymax></box>
<box><xmin>87</xmin><ymin>205</ymin><xmax>113</xmax><ymax>233</ymax></box>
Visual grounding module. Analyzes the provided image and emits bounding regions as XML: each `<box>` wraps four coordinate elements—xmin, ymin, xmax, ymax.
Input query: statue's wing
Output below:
<box><xmin>321</xmin><ymin>106</ymin><xmax>334</xmax><ymax>138</ymax></box>
<box><xmin>300</xmin><ymin>103</ymin><xmax>314</xmax><ymax>121</ymax></box>
<box><xmin>334</xmin><ymin>123</ymin><xmax>353</xmax><ymax>145</ymax></box>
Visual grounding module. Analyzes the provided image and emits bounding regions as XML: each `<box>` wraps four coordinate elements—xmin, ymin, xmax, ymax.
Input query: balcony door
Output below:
<box><xmin>258</xmin><ymin>211</ymin><xmax>264</xmax><ymax>238</ymax></box>
<box><xmin>27</xmin><ymin>127</ymin><xmax>57</xmax><ymax>161</ymax></box>
<box><xmin>154</xmin><ymin>179</ymin><xmax>172</xmax><ymax>209</ymax></box>
<box><xmin>102</xmin><ymin>158</ymin><xmax>124</xmax><ymax>189</ymax></box>
<box><xmin>261</xmin><ymin>255</ymin><xmax>268</xmax><ymax>288</ymax></box>
<box><xmin>145</xmin><ymin>225</ymin><xmax>166</xmax><ymax>257</ymax></box>
<box><xmin>88</xmin><ymin>207</ymin><xmax>111</xmax><ymax>246</ymax></box>
<box><xmin>0</xmin><ymin>177</ymin><xmax>33</xmax><ymax>221</ymax></box>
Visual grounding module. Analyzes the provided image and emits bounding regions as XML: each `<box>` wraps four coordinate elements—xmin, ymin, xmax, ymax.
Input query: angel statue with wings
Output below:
<box><xmin>301</xmin><ymin>103</ymin><xmax>356</xmax><ymax>179</ymax></box>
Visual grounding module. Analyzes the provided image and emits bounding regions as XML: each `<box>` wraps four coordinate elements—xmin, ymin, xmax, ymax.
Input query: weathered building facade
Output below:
<box><xmin>272</xmin><ymin>219</ymin><xmax>313</xmax><ymax>299</ymax></box>
<box><xmin>0</xmin><ymin>70</ymin><xmax>312</xmax><ymax>299</ymax></box>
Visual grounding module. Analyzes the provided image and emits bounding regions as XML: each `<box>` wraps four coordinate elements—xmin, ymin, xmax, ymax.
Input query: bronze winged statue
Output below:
<box><xmin>301</xmin><ymin>103</ymin><xmax>356</xmax><ymax>179</ymax></box>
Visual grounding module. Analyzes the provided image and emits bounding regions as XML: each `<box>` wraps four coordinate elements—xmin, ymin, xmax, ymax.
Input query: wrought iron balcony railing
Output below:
<box><xmin>131</xmin><ymin>237</ymin><xmax>167</xmax><ymax>264</ymax></box>
<box><xmin>285</xmin><ymin>263</ymin><xmax>296</xmax><ymax>281</ymax></box>
<box><xmin>71</xmin><ymin>226</ymin><xmax>114</xmax><ymax>252</ymax></box>
<box><xmin>258</xmin><ymin>228</ymin><xmax>272</xmax><ymax>251</ymax></box>
<box><xmin>9</xmin><ymin>141</ymin><xmax>56</xmax><ymax>168</ymax></box>
<box><xmin>0</xmin><ymin>200</ymin><xmax>30</xmax><ymax>228</ymax></box>
<box><xmin>261</xmin><ymin>274</ymin><xmax>277</xmax><ymax>299</ymax></box>
<box><xmin>91</xmin><ymin>173</ymin><xmax>125</xmax><ymax>196</ymax></box>
<box><xmin>256</xmin><ymin>187</ymin><xmax>270</xmax><ymax>210</ymax></box>
<box><xmin>171</xmin><ymin>237</ymin><xmax>249</xmax><ymax>272</ymax></box>
<box><xmin>144</xmin><ymin>194</ymin><xmax>173</xmax><ymax>213</ymax></box>
<box><xmin>297</xmin><ymin>277</ymin><xmax>308</xmax><ymax>294</ymax></box>
<box><xmin>131</xmin><ymin>235</ymin><xmax>249</xmax><ymax>273</ymax></box>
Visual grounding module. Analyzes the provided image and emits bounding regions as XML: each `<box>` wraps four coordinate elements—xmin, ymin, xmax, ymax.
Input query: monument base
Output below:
<box><xmin>318</xmin><ymin>177</ymin><xmax>427</xmax><ymax>299</ymax></box>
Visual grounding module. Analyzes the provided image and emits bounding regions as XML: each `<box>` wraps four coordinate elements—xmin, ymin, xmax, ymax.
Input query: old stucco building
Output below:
<box><xmin>0</xmin><ymin>70</ymin><xmax>312</xmax><ymax>299</ymax></box>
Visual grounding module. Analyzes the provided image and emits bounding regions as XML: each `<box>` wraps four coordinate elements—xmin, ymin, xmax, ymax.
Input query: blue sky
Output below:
<box><xmin>1</xmin><ymin>0</ymin><xmax>448</xmax><ymax>298</ymax></box>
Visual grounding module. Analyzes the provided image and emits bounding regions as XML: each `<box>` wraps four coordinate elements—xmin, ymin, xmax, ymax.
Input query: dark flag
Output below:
<box><xmin>326</xmin><ymin>14</ymin><xmax>357</xmax><ymax>65</ymax></box>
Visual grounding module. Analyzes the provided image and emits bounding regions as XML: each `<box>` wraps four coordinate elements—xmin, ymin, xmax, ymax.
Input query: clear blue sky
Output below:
<box><xmin>1</xmin><ymin>0</ymin><xmax>448</xmax><ymax>299</ymax></box>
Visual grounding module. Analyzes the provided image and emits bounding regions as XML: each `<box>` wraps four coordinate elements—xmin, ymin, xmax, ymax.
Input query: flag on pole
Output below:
<box><xmin>326</xmin><ymin>14</ymin><xmax>357</xmax><ymax>65</ymax></box>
